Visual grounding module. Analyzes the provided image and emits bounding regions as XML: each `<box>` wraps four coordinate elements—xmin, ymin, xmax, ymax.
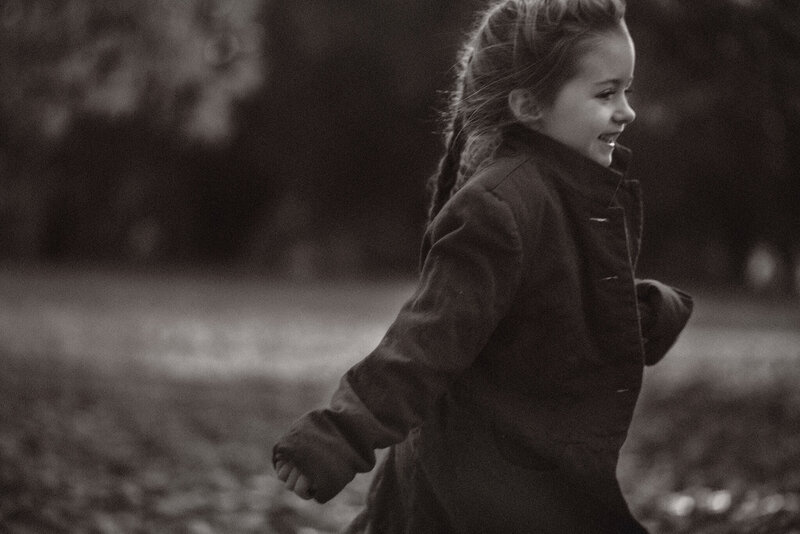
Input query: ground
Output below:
<box><xmin>0</xmin><ymin>266</ymin><xmax>799</xmax><ymax>533</ymax></box>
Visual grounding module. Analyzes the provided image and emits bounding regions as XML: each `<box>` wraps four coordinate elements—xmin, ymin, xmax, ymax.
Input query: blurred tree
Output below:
<box><xmin>0</xmin><ymin>0</ymin><xmax>267</xmax><ymax>261</ymax></box>
<box><xmin>0</xmin><ymin>0</ymin><xmax>265</xmax><ymax>142</ymax></box>
<box><xmin>0</xmin><ymin>0</ymin><xmax>797</xmax><ymax>287</ymax></box>
<box><xmin>235</xmin><ymin>0</ymin><xmax>480</xmax><ymax>275</ymax></box>
<box><xmin>626</xmin><ymin>0</ymin><xmax>800</xmax><ymax>289</ymax></box>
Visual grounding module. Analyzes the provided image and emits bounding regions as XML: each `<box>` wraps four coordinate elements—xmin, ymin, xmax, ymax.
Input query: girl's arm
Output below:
<box><xmin>635</xmin><ymin>279</ymin><xmax>693</xmax><ymax>365</ymax></box>
<box><xmin>273</xmin><ymin>185</ymin><xmax>524</xmax><ymax>502</ymax></box>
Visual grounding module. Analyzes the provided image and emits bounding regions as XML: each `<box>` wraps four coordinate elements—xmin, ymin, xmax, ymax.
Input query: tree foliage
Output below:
<box><xmin>0</xmin><ymin>0</ymin><xmax>265</xmax><ymax>142</ymax></box>
<box><xmin>0</xmin><ymin>0</ymin><xmax>798</xmax><ymax>286</ymax></box>
<box><xmin>625</xmin><ymin>0</ymin><xmax>800</xmax><ymax>285</ymax></box>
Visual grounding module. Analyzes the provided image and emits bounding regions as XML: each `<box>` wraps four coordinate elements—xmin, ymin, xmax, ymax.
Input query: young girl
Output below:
<box><xmin>274</xmin><ymin>0</ymin><xmax>693</xmax><ymax>532</ymax></box>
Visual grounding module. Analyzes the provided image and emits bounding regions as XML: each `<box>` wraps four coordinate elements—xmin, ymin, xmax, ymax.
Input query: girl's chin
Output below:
<box><xmin>590</xmin><ymin>144</ymin><xmax>615</xmax><ymax>167</ymax></box>
<box><xmin>589</xmin><ymin>152</ymin><xmax>614</xmax><ymax>167</ymax></box>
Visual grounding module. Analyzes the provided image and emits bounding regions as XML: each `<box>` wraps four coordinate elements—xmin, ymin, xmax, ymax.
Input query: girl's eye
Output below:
<box><xmin>597</xmin><ymin>88</ymin><xmax>634</xmax><ymax>101</ymax></box>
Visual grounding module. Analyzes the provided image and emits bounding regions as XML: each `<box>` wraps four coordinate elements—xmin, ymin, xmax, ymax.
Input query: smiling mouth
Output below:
<box><xmin>598</xmin><ymin>132</ymin><xmax>621</xmax><ymax>146</ymax></box>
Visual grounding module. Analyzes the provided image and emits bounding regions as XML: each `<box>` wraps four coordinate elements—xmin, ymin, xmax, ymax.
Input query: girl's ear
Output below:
<box><xmin>508</xmin><ymin>88</ymin><xmax>544</xmax><ymax>127</ymax></box>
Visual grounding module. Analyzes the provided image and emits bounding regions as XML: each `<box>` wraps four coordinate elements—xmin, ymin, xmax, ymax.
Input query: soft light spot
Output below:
<box><xmin>663</xmin><ymin>493</ymin><xmax>695</xmax><ymax>517</ymax></box>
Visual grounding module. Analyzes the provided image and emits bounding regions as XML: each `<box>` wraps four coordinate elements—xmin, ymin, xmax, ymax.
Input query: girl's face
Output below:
<box><xmin>536</xmin><ymin>25</ymin><xmax>637</xmax><ymax>167</ymax></box>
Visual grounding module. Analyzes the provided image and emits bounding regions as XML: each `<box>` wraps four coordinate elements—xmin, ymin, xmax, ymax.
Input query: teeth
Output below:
<box><xmin>599</xmin><ymin>133</ymin><xmax>617</xmax><ymax>144</ymax></box>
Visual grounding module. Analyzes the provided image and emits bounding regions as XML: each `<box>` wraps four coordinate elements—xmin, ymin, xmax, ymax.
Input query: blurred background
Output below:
<box><xmin>1</xmin><ymin>0</ymin><xmax>798</xmax><ymax>289</ymax></box>
<box><xmin>1</xmin><ymin>1</ymin><xmax>799</xmax><ymax>533</ymax></box>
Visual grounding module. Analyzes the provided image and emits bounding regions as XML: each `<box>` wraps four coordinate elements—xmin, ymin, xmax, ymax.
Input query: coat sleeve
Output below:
<box><xmin>272</xmin><ymin>186</ymin><xmax>524</xmax><ymax>502</ymax></box>
<box><xmin>635</xmin><ymin>279</ymin><xmax>693</xmax><ymax>366</ymax></box>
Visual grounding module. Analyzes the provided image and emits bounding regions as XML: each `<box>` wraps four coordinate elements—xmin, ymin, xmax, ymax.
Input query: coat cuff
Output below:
<box><xmin>272</xmin><ymin>375</ymin><xmax>402</xmax><ymax>503</ymax></box>
<box><xmin>635</xmin><ymin>279</ymin><xmax>693</xmax><ymax>366</ymax></box>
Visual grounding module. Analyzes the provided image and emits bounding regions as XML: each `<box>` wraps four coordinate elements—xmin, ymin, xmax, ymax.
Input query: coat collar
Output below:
<box><xmin>500</xmin><ymin>125</ymin><xmax>633</xmax><ymax>207</ymax></box>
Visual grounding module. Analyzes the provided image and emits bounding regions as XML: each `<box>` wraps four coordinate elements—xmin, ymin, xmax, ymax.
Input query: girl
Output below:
<box><xmin>274</xmin><ymin>0</ymin><xmax>693</xmax><ymax>532</ymax></box>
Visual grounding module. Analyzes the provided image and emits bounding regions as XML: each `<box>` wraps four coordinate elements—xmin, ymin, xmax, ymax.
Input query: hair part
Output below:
<box><xmin>427</xmin><ymin>0</ymin><xmax>626</xmax><ymax>223</ymax></box>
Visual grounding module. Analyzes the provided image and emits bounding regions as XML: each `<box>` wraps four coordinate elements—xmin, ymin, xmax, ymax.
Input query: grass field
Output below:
<box><xmin>1</xmin><ymin>266</ymin><xmax>799</xmax><ymax>533</ymax></box>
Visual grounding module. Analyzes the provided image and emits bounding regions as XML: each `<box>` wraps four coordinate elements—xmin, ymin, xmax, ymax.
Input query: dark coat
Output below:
<box><xmin>273</xmin><ymin>127</ymin><xmax>693</xmax><ymax>533</ymax></box>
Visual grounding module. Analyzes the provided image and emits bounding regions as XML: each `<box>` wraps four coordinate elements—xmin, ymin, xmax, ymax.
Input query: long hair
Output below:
<box><xmin>427</xmin><ymin>0</ymin><xmax>626</xmax><ymax>223</ymax></box>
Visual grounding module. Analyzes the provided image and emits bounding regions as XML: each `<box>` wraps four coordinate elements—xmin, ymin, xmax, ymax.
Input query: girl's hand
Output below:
<box><xmin>275</xmin><ymin>460</ymin><xmax>315</xmax><ymax>500</ymax></box>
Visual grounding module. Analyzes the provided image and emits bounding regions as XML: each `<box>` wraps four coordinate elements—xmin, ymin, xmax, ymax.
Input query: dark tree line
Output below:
<box><xmin>625</xmin><ymin>0</ymin><xmax>800</xmax><ymax>289</ymax></box>
<box><xmin>1</xmin><ymin>0</ymin><xmax>798</xmax><ymax>288</ymax></box>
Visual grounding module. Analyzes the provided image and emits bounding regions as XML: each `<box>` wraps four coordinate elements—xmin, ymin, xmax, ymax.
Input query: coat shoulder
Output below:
<box><xmin>459</xmin><ymin>154</ymin><xmax>558</xmax><ymax>238</ymax></box>
<box><xmin>469</xmin><ymin>155</ymin><xmax>556</xmax><ymax>207</ymax></box>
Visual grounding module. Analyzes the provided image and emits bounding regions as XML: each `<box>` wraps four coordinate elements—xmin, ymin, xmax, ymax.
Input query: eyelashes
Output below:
<box><xmin>596</xmin><ymin>87</ymin><xmax>634</xmax><ymax>100</ymax></box>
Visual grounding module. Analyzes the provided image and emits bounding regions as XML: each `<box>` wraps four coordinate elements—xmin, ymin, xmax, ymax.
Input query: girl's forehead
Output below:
<box><xmin>575</xmin><ymin>30</ymin><xmax>636</xmax><ymax>84</ymax></box>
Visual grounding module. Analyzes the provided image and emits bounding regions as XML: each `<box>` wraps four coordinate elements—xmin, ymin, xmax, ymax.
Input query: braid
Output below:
<box><xmin>427</xmin><ymin>112</ymin><xmax>466</xmax><ymax>223</ymax></box>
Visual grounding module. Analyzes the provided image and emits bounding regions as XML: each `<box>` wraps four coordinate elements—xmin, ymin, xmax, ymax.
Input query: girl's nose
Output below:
<box><xmin>615</xmin><ymin>97</ymin><xmax>636</xmax><ymax>125</ymax></box>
